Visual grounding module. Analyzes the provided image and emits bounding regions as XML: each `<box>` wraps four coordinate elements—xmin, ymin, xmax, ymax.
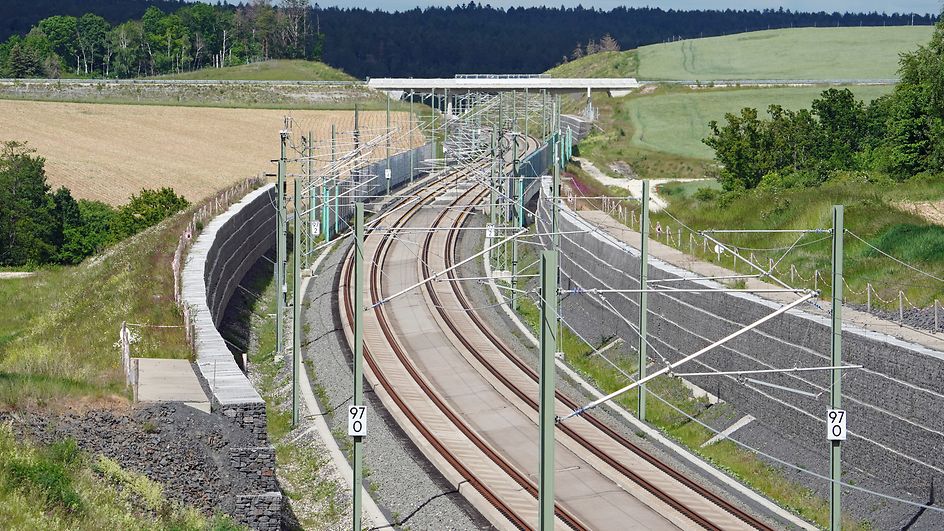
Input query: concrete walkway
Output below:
<box><xmin>578</xmin><ymin>209</ymin><xmax>944</xmax><ymax>354</ymax></box>
<box><xmin>133</xmin><ymin>358</ymin><xmax>211</xmax><ymax>412</ymax></box>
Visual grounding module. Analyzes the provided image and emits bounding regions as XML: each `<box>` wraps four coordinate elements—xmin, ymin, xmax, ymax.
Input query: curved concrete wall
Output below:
<box><xmin>536</xmin><ymin>181</ymin><xmax>944</xmax><ymax>512</ymax></box>
<box><xmin>183</xmin><ymin>184</ymin><xmax>277</xmax><ymax>443</ymax></box>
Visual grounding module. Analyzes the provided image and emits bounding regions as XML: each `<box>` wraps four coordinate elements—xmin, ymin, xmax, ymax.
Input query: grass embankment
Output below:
<box><xmin>0</xmin><ymin>204</ymin><xmax>195</xmax><ymax>408</ymax></box>
<box><xmin>649</xmin><ymin>177</ymin><xmax>944</xmax><ymax>307</ymax></box>
<box><xmin>240</xmin><ymin>246</ymin><xmax>345</xmax><ymax>529</ymax></box>
<box><xmin>550</xmin><ymin>26</ymin><xmax>933</xmax><ymax>81</ymax></box>
<box><xmin>0</xmin><ymin>426</ymin><xmax>238</xmax><ymax>530</ymax></box>
<box><xmin>152</xmin><ymin>59</ymin><xmax>356</xmax><ymax>82</ymax></box>
<box><xmin>505</xmin><ymin>228</ymin><xmax>865</xmax><ymax>529</ymax></box>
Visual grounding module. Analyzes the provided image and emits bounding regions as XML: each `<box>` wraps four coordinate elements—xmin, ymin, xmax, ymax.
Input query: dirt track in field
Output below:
<box><xmin>0</xmin><ymin>100</ymin><xmax>420</xmax><ymax>205</ymax></box>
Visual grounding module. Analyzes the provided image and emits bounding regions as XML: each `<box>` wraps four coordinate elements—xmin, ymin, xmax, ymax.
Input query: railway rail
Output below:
<box><xmin>338</xmin><ymin>134</ymin><xmax>778</xmax><ymax>530</ymax></box>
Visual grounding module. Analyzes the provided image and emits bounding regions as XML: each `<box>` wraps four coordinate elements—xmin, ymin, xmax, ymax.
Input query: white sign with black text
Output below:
<box><xmin>348</xmin><ymin>405</ymin><xmax>367</xmax><ymax>437</ymax></box>
<box><xmin>826</xmin><ymin>409</ymin><xmax>846</xmax><ymax>441</ymax></box>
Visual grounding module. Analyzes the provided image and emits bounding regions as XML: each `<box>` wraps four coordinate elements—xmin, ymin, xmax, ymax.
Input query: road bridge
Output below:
<box><xmin>367</xmin><ymin>76</ymin><xmax>640</xmax><ymax>97</ymax></box>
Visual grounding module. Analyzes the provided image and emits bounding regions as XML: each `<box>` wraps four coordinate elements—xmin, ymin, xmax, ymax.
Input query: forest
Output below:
<box><xmin>0</xmin><ymin>1</ymin><xmax>323</xmax><ymax>78</ymax></box>
<box><xmin>0</xmin><ymin>0</ymin><xmax>938</xmax><ymax>79</ymax></box>
<box><xmin>703</xmin><ymin>19</ymin><xmax>944</xmax><ymax>192</ymax></box>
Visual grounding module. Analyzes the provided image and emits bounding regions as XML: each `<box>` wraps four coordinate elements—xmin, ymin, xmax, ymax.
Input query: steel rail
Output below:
<box><xmin>422</xmin><ymin>140</ymin><xmax>776</xmax><ymax>530</ymax></box>
<box><xmin>339</xmin><ymin>134</ymin><xmax>584</xmax><ymax>530</ymax></box>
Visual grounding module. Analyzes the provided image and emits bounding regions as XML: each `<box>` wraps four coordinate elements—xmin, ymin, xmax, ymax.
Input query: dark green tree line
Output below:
<box><xmin>0</xmin><ymin>141</ymin><xmax>189</xmax><ymax>267</ymax></box>
<box><xmin>704</xmin><ymin>18</ymin><xmax>944</xmax><ymax>191</ymax></box>
<box><xmin>0</xmin><ymin>1</ymin><xmax>325</xmax><ymax>79</ymax></box>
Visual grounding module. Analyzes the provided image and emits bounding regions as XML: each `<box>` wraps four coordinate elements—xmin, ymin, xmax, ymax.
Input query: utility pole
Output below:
<box><xmin>410</xmin><ymin>91</ymin><xmax>415</xmax><ymax>186</ymax></box>
<box><xmin>524</xmin><ymin>87</ymin><xmax>529</xmax><ymax>140</ymax></box>
<box><xmin>830</xmin><ymin>205</ymin><xmax>844</xmax><ymax>531</ymax></box>
<box><xmin>276</xmin><ymin>126</ymin><xmax>288</xmax><ymax>362</ymax></box>
<box><xmin>325</xmin><ymin>124</ymin><xmax>335</xmax><ymax>242</ymax></box>
<box><xmin>292</xmin><ymin>180</ymin><xmax>301</xmax><ymax>427</ymax></box>
<box><xmin>352</xmin><ymin>202</ymin><xmax>365</xmax><ymax>531</ymax></box>
<box><xmin>539</xmin><ymin>249</ymin><xmax>558</xmax><ymax>530</ymax></box>
<box><xmin>386</xmin><ymin>96</ymin><xmax>391</xmax><ymax>196</ymax></box>
<box><xmin>511</xmin><ymin>136</ymin><xmax>519</xmax><ymax>309</ymax></box>
<box><xmin>637</xmin><ymin>180</ymin><xmax>650</xmax><ymax>421</ymax></box>
<box><xmin>542</xmin><ymin>89</ymin><xmax>548</xmax><ymax>140</ymax></box>
<box><xmin>307</xmin><ymin>131</ymin><xmax>315</xmax><ymax>265</ymax></box>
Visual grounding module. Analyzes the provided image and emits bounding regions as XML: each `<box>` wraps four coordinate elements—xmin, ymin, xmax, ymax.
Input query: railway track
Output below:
<box><xmin>338</xmin><ymin>134</ymin><xmax>776</xmax><ymax>530</ymax></box>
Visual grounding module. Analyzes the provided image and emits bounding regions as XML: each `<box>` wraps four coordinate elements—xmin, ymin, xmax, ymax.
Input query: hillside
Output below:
<box><xmin>550</xmin><ymin>26</ymin><xmax>933</xmax><ymax>80</ymax></box>
<box><xmin>153</xmin><ymin>60</ymin><xmax>356</xmax><ymax>82</ymax></box>
<box><xmin>622</xmin><ymin>85</ymin><xmax>894</xmax><ymax>160</ymax></box>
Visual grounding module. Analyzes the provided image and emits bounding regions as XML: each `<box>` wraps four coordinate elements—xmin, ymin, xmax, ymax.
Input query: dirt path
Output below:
<box><xmin>571</xmin><ymin>156</ymin><xmax>704</xmax><ymax>211</ymax></box>
<box><xmin>894</xmin><ymin>200</ymin><xmax>944</xmax><ymax>226</ymax></box>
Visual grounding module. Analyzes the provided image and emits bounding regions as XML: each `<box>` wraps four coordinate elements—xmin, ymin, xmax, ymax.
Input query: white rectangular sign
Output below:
<box><xmin>348</xmin><ymin>405</ymin><xmax>367</xmax><ymax>437</ymax></box>
<box><xmin>485</xmin><ymin>223</ymin><xmax>495</xmax><ymax>240</ymax></box>
<box><xmin>384</xmin><ymin>169</ymin><xmax>392</xmax><ymax>181</ymax></box>
<box><xmin>826</xmin><ymin>409</ymin><xmax>846</xmax><ymax>441</ymax></box>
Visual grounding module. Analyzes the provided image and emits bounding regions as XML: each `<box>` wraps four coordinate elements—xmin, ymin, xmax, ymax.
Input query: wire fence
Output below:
<box><xmin>574</xmin><ymin>195</ymin><xmax>944</xmax><ymax>335</ymax></box>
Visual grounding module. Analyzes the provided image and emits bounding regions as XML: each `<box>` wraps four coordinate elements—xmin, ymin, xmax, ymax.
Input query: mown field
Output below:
<box><xmin>623</xmin><ymin>84</ymin><xmax>894</xmax><ymax>159</ymax></box>
<box><xmin>0</xmin><ymin>99</ymin><xmax>421</xmax><ymax>205</ymax></box>
<box><xmin>152</xmin><ymin>59</ymin><xmax>356</xmax><ymax>82</ymax></box>
<box><xmin>549</xmin><ymin>26</ymin><xmax>933</xmax><ymax>81</ymax></box>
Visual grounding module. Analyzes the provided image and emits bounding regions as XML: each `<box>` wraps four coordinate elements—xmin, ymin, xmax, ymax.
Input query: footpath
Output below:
<box><xmin>577</xmin><ymin>208</ymin><xmax>944</xmax><ymax>355</ymax></box>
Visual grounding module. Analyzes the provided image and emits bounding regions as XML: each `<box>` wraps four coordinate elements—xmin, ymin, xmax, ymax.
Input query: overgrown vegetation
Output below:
<box><xmin>0</xmin><ymin>426</ymin><xmax>239</xmax><ymax>530</ymax></box>
<box><xmin>705</xmin><ymin>19</ymin><xmax>944</xmax><ymax>189</ymax></box>
<box><xmin>0</xmin><ymin>141</ymin><xmax>188</xmax><ymax>267</ymax></box>
<box><xmin>153</xmin><ymin>59</ymin><xmax>353</xmax><ymax>82</ymax></box>
<box><xmin>0</xmin><ymin>186</ymin><xmax>202</xmax><ymax>407</ymax></box>
<box><xmin>240</xmin><ymin>246</ymin><xmax>346</xmax><ymax>529</ymax></box>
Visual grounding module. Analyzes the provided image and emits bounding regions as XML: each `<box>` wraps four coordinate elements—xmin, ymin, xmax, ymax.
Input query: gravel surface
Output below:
<box><xmin>849</xmin><ymin>302</ymin><xmax>944</xmax><ymax>335</ymax></box>
<box><xmin>0</xmin><ymin>403</ymin><xmax>256</xmax><ymax>517</ymax></box>
<box><xmin>303</xmin><ymin>239</ymin><xmax>491</xmax><ymax>530</ymax></box>
<box><xmin>453</xmin><ymin>211</ymin><xmax>795</xmax><ymax>530</ymax></box>
<box><xmin>457</xmin><ymin>207</ymin><xmax>944</xmax><ymax>530</ymax></box>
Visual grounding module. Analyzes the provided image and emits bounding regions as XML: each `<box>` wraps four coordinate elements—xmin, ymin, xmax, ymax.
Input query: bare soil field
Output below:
<box><xmin>0</xmin><ymin>99</ymin><xmax>421</xmax><ymax>204</ymax></box>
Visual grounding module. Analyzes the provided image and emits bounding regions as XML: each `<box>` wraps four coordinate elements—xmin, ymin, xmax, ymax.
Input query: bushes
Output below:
<box><xmin>703</xmin><ymin>19</ymin><xmax>944</xmax><ymax>190</ymax></box>
<box><xmin>0</xmin><ymin>141</ymin><xmax>188</xmax><ymax>267</ymax></box>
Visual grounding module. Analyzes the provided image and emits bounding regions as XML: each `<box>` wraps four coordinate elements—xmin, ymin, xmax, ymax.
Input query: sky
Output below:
<box><xmin>309</xmin><ymin>1</ymin><xmax>943</xmax><ymax>15</ymax></box>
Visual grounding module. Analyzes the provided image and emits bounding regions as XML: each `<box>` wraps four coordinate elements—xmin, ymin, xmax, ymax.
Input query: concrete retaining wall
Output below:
<box><xmin>181</xmin><ymin>185</ymin><xmax>282</xmax><ymax>529</ymax></box>
<box><xmin>183</xmin><ymin>185</ymin><xmax>275</xmax><ymax>427</ymax></box>
<box><xmin>536</xmin><ymin>180</ymin><xmax>944</xmax><ymax>509</ymax></box>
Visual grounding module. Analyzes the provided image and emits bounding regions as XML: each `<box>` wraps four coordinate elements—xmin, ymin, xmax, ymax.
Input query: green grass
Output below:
<box><xmin>239</xmin><ymin>244</ymin><xmax>346</xmax><ymax>529</ymax></box>
<box><xmin>549</xmin><ymin>26</ymin><xmax>932</xmax><ymax>82</ymax></box>
<box><xmin>152</xmin><ymin>59</ymin><xmax>356</xmax><ymax>82</ymax></box>
<box><xmin>636</xmin><ymin>26</ymin><xmax>933</xmax><ymax>81</ymax></box>
<box><xmin>623</xmin><ymin>85</ymin><xmax>894</xmax><ymax>160</ymax></box>
<box><xmin>546</xmin><ymin>50</ymin><xmax>639</xmax><ymax>78</ymax></box>
<box><xmin>0</xmin><ymin>189</ymin><xmax>241</xmax><ymax>408</ymax></box>
<box><xmin>0</xmin><ymin>426</ymin><xmax>239</xmax><ymax>530</ymax></box>
<box><xmin>637</xmin><ymin>177</ymin><xmax>944</xmax><ymax>307</ymax></box>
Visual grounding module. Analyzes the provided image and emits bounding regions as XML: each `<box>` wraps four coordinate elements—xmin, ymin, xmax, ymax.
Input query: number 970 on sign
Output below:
<box><xmin>349</xmin><ymin>406</ymin><xmax>367</xmax><ymax>437</ymax></box>
<box><xmin>827</xmin><ymin>409</ymin><xmax>846</xmax><ymax>441</ymax></box>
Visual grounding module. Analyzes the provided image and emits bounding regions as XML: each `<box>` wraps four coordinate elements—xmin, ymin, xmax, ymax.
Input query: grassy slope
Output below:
<box><xmin>625</xmin><ymin>84</ymin><xmax>894</xmax><ymax>159</ymax></box>
<box><xmin>153</xmin><ymin>59</ymin><xmax>356</xmax><ymax>81</ymax></box>
<box><xmin>0</xmin><ymin>429</ymin><xmax>238</xmax><ymax>530</ymax></box>
<box><xmin>638</xmin><ymin>26</ymin><xmax>933</xmax><ymax>80</ymax></box>
<box><xmin>0</xmin><ymin>198</ymin><xmax>203</xmax><ymax>408</ymax></box>
<box><xmin>546</xmin><ymin>50</ymin><xmax>638</xmax><ymax>78</ymax></box>
<box><xmin>549</xmin><ymin>26</ymin><xmax>932</xmax><ymax>81</ymax></box>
